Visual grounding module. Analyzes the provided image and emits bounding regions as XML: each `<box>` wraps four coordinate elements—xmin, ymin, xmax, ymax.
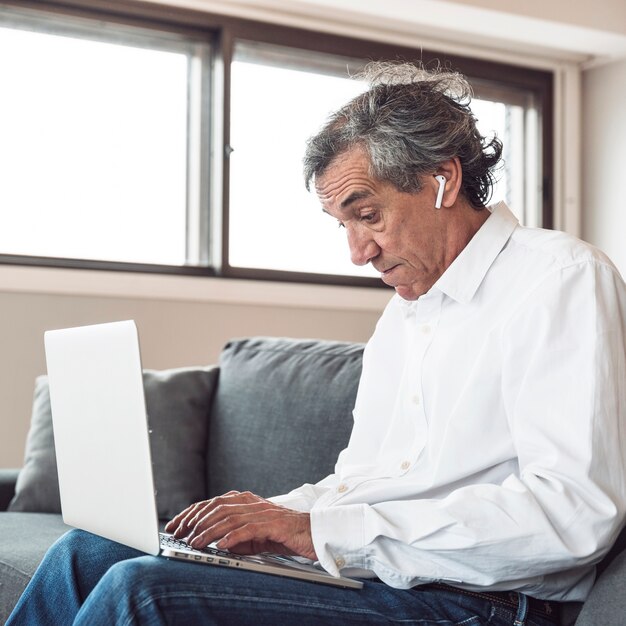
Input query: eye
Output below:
<box><xmin>361</xmin><ymin>212</ymin><xmax>378</xmax><ymax>224</ymax></box>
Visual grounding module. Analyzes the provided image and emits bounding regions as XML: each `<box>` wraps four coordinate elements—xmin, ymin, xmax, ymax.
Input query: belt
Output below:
<box><xmin>426</xmin><ymin>583</ymin><xmax>559</xmax><ymax>621</ymax></box>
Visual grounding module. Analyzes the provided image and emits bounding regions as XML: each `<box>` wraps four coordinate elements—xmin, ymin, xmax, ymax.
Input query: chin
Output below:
<box><xmin>394</xmin><ymin>285</ymin><xmax>420</xmax><ymax>301</ymax></box>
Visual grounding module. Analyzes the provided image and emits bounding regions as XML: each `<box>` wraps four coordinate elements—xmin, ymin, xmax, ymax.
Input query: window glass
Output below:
<box><xmin>0</xmin><ymin>21</ymin><xmax>191</xmax><ymax>265</ymax></box>
<box><xmin>473</xmin><ymin>91</ymin><xmax>540</xmax><ymax>227</ymax></box>
<box><xmin>229</xmin><ymin>43</ymin><xmax>374</xmax><ymax>277</ymax></box>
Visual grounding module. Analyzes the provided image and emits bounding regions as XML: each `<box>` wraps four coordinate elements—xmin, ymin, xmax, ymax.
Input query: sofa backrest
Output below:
<box><xmin>8</xmin><ymin>368</ymin><xmax>219</xmax><ymax>521</ymax></box>
<box><xmin>206</xmin><ymin>337</ymin><xmax>364</xmax><ymax>499</ymax></box>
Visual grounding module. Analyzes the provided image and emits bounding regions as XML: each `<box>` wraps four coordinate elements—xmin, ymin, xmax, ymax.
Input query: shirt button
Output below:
<box><xmin>412</xmin><ymin>395</ymin><xmax>421</xmax><ymax>405</ymax></box>
<box><xmin>421</xmin><ymin>324</ymin><xmax>431</xmax><ymax>334</ymax></box>
<box><xmin>337</xmin><ymin>484</ymin><xmax>348</xmax><ymax>493</ymax></box>
<box><xmin>335</xmin><ymin>557</ymin><xmax>346</xmax><ymax>569</ymax></box>
<box><xmin>400</xmin><ymin>460</ymin><xmax>411</xmax><ymax>470</ymax></box>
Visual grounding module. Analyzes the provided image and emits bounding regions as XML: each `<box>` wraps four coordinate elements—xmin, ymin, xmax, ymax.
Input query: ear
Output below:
<box><xmin>430</xmin><ymin>157</ymin><xmax>463</xmax><ymax>209</ymax></box>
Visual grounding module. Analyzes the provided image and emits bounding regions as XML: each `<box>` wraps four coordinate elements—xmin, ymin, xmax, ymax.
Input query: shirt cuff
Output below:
<box><xmin>310</xmin><ymin>503</ymin><xmax>367</xmax><ymax>576</ymax></box>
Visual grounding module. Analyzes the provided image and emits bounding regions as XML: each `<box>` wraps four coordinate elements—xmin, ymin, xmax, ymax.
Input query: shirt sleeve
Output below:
<box><xmin>268</xmin><ymin>471</ymin><xmax>340</xmax><ymax>512</ymax></box>
<box><xmin>309</xmin><ymin>261</ymin><xmax>626</xmax><ymax>597</ymax></box>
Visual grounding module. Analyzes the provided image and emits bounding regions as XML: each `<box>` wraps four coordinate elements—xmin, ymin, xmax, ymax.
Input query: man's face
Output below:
<box><xmin>315</xmin><ymin>147</ymin><xmax>449</xmax><ymax>301</ymax></box>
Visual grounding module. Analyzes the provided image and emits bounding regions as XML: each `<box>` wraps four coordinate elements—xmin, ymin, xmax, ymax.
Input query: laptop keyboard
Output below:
<box><xmin>159</xmin><ymin>533</ymin><xmax>244</xmax><ymax>560</ymax></box>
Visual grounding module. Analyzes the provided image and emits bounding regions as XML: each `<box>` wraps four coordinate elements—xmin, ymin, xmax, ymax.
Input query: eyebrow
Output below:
<box><xmin>340</xmin><ymin>190</ymin><xmax>373</xmax><ymax>209</ymax></box>
<box><xmin>320</xmin><ymin>189</ymin><xmax>374</xmax><ymax>216</ymax></box>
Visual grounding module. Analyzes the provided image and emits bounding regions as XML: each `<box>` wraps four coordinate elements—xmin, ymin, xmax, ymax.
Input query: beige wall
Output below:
<box><xmin>451</xmin><ymin>0</ymin><xmax>626</xmax><ymax>36</ymax></box>
<box><xmin>581</xmin><ymin>58</ymin><xmax>626</xmax><ymax>276</ymax></box>
<box><xmin>0</xmin><ymin>288</ymin><xmax>381</xmax><ymax>467</ymax></box>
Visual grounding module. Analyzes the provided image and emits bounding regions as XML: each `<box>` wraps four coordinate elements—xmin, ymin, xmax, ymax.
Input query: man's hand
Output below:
<box><xmin>164</xmin><ymin>491</ymin><xmax>317</xmax><ymax>561</ymax></box>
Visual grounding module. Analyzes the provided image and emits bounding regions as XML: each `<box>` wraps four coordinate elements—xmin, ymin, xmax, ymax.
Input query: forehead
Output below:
<box><xmin>315</xmin><ymin>147</ymin><xmax>377</xmax><ymax>208</ymax></box>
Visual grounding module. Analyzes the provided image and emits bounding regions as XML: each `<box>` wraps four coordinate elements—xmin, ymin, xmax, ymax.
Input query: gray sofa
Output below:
<box><xmin>0</xmin><ymin>336</ymin><xmax>624</xmax><ymax>625</ymax></box>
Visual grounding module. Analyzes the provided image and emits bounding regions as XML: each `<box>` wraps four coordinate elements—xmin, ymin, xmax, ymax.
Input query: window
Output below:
<box><xmin>228</xmin><ymin>41</ymin><xmax>375</xmax><ymax>279</ymax></box>
<box><xmin>0</xmin><ymin>6</ymin><xmax>211</xmax><ymax>270</ymax></box>
<box><xmin>471</xmin><ymin>83</ymin><xmax>542</xmax><ymax>228</ymax></box>
<box><xmin>0</xmin><ymin>1</ymin><xmax>553</xmax><ymax>286</ymax></box>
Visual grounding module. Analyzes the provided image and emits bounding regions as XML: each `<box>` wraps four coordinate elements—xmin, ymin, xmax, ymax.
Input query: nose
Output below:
<box><xmin>347</xmin><ymin>226</ymin><xmax>380</xmax><ymax>266</ymax></box>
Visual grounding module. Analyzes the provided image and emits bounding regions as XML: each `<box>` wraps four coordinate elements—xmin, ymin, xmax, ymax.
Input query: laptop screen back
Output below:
<box><xmin>44</xmin><ymin>320</ymin><xmax>160</xmax><ymax>555</ymax></box>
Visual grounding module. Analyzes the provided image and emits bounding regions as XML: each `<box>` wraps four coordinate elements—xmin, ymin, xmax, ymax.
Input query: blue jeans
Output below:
<box><xmin>7</xmin><ymin>530</ymin><xmax>559</xmax><ymax>625</ymax></box>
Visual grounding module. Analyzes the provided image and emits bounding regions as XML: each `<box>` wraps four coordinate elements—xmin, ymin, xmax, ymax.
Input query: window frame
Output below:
<box><xmin>0</xmin><ymin>0</ymin><xmax>554</xmax><ymax>289</ymax></box>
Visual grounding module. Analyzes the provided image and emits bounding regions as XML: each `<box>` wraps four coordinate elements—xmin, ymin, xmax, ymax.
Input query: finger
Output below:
<box><xmin>218</xmin><ymin>513</ymin><xmax>317</xmax><ymax>561</ymax></box>
<box><xmin>188</xmin><ymin>501</ymin><xmax>282</xmax><ymax>543</ymax></box>
<box><xmin>172</xmin><ymin>492</ymin><xmax>270</xmax><ymax>539</ymax></box>
<box><xmin>188</xmin><ymin>507</ymin><xmax>316</xmax><ymax>561</ymax></box>
<box><xmin>227</xmin><ymin>539</ymin><xmax>292</xmax><ymax>556</ymax></box>
<box><xmin>172</xmin><ymin>501</ymin><xmax>213</xmax><ymax>537</ymax></box>
<box><xmin>215</xmin><ymin>522</ymin><xmax>277</xmax><ymax>552</ymax></box>
<box><xmin>189</xmin><ymin>507</ymin><xmax>285</xmax><ymax>548</ymax></box>
<box><xmin>164</xmin><ymin>502</ymin><xmax>202</xmax><ymax>533</ymax></box>
<box><xmin>185</xmin><ymin>493</ymin><xmax>269</xmax><ymax>536</ymax></box>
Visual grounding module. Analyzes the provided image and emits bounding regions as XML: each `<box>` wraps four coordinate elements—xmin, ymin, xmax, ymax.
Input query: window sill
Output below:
<box><xmin>0</xmin><ymin>265</ymin><xmax>391</xmax><ymax>313</ymax></box>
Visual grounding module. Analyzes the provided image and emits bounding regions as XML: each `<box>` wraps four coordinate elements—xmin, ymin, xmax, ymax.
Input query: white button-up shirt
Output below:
<box><xmin>271</xmin><ymin>202</ymin><xmax>626</xmax><ymax>601</ymax></box>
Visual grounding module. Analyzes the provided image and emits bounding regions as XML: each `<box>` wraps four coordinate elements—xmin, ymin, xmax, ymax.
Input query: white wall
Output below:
<box><xmin>581</xmin><ymin>58</ymin><xmax>626</xmax><ymax>276</ymax></box>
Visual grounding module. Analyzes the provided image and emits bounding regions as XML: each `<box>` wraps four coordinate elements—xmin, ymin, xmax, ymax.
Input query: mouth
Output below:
<box><xmin>378</xmin><ymin>264</ymin><xmax>399</xmax><ymax>276</ymax></box>
<box><xmin>376</xmin><ymin>264</ymin><xmax>400</xmax><ymax>284</ymax></box>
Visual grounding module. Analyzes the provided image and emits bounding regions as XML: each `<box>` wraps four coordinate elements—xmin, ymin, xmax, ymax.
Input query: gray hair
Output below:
<box><xmin>303</xmin><ymin>62</ymin><xmax>502</xmax><ymax>208</ymax></box>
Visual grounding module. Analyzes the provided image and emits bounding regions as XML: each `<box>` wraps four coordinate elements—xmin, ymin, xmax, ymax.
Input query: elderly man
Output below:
<box><xmin>7</xmin><ymin>63</ymin><xmax>626</xmax><ymax>626</ymax></box>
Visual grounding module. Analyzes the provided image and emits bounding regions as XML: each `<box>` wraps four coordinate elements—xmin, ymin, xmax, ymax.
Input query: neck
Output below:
<box><xmin>441</xmin><ymin>201</ymin><xmax>490</xmax><ymax>268</ymax></box>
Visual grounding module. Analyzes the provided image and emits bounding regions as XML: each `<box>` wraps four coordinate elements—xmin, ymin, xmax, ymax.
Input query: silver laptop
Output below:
<box><xmin>44</xmin><ymin>320</ymin><xmax>363</xmax><ymax>589</ymax></box>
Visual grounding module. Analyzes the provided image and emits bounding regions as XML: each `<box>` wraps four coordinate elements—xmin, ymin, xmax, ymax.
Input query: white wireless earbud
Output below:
<box><xmin>434</xmin><ymin>175</ymin><xmax>446</xmax><ymax>209</ymax></box>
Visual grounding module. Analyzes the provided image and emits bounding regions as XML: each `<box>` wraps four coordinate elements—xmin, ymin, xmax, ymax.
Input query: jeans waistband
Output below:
<box><xmin>426</xmin><ymin>583</ymin><xmax>559</xmax><ymax>621</ymax></box>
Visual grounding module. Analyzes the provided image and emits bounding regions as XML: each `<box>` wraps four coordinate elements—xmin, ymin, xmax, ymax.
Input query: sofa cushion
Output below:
<box><xmin>574</xmin><ymin>548</ymin><xmax>626</xmax><ymax>626</ymax></box>
<box><xmin>8</xmin><ymin>377</ymin><xmax>55</xmax><ymax>512</ymax></box>
<box><xmin>207</xmin><ymin>337</ymin><xmax>364</xmax><ymax>498</ymax></box>
<box><xmin>0</xmin><ymin>513</ymin><xmax>70</xmax><ymax>625</ymax></box>
<box><xmin>0</xmin><ymin>469</ymin><xmax>19</xmax><ymax>511</ymax></box>
<box><xmin>9</xmin><ymin>367</ymin><xmax>219</xmax><ymax>519</ymax></box>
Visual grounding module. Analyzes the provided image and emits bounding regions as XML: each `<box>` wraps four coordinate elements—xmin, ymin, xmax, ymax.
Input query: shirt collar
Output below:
<box><xmin>393</xmin><ymin>202</ymin><xmax>518</xmax><ymax>313</ymax></box>
<box><xmin>432</xmin><ymin>201</ymin><xmax>518</xmax><ymax>304</ymax></box>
